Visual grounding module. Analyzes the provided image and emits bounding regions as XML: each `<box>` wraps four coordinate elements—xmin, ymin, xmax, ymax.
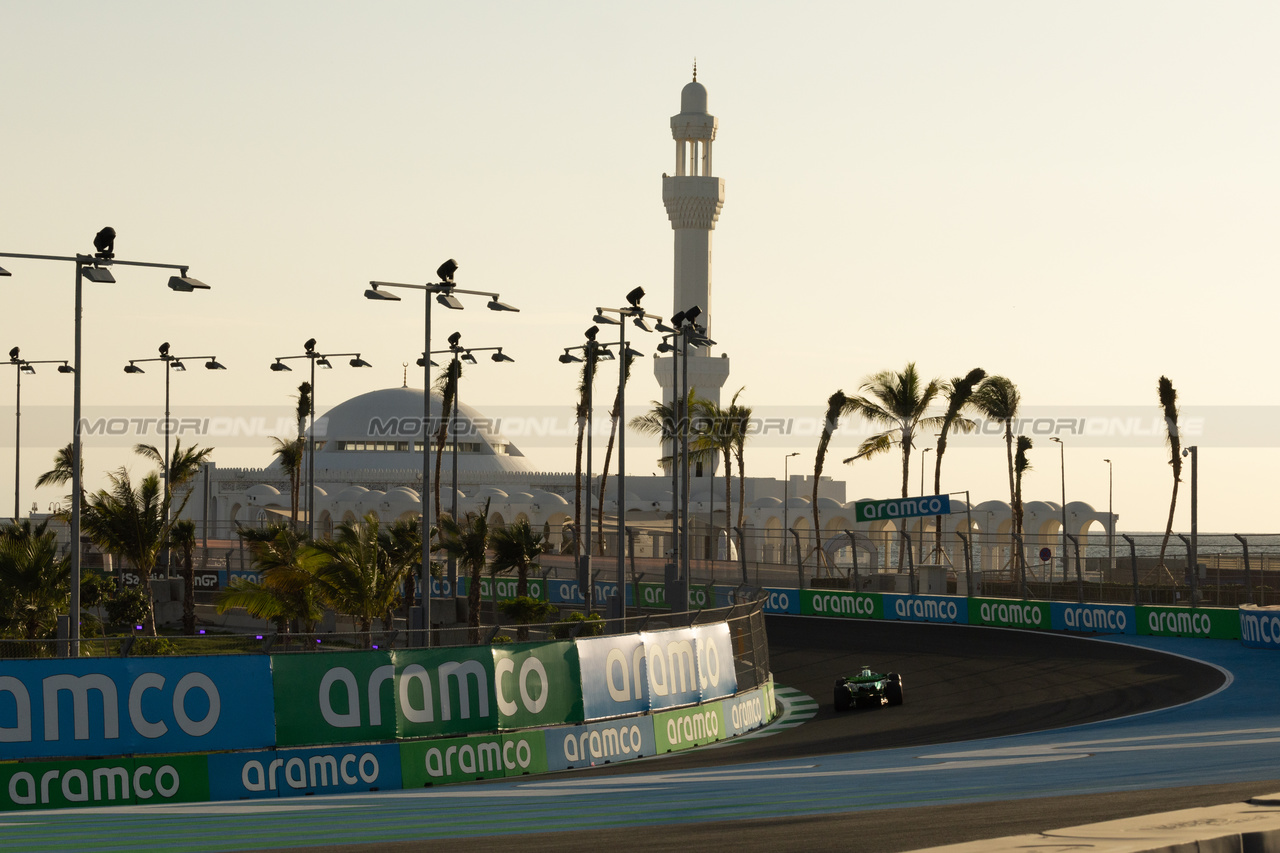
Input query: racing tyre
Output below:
<box><xmin>833</xmin><ymin>677</ymin><xmax>852</xmax><ymax>712</ymax></box>
<box><xmin>886</xmin><ymin>672</ymin><xmax>904</xmax><ymax>706</ymax></box>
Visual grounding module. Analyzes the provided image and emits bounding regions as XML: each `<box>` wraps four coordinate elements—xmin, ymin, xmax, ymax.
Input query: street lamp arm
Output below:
<box><xmin>0</xmin><ymin>252</ymin><xmax>194</xmax><ymax>273</ymax></box>
<box><xmin>368</xmin><ymin>280</ymin><xmax>510</xmax><ymax>302</ymax></box>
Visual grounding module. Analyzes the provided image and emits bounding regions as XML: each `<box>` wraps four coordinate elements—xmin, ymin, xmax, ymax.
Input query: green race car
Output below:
<box><xmin>834</xmin><ymin>666</ymin><xmax>904</xmax><ymax>711</ymax></box>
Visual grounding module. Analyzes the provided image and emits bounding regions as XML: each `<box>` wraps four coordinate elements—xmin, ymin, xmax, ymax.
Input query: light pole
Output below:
<box><xmin>2</xmin><ymin>228</ymin><xmax>210</xmax><ymax>655</ymax></box>
<box><xmin>364</xmin><ymin>260</ymin><xmax>517</xmax><ymax>640</ymax></box>
<box><xmin>270</xmin><ymin>341</ymin><xmax>371</xmax><ymax>540</ymax></box>
<box><xmin>5</xmin><ymin>348</ymin><xmax>73</xmax><ymax>521</ymax></box>
<box><xmin>1183</xmin><ymin>445</ymin><xmax>1198</xmax><ymax>604</ymax></box>
<box><xmin>1104</xmin><ymin>458</ymin><xmax>1114</xmax><ymax>573</ymax></box>
<box><xmin>124</xmin><ymin>343</ymin><xmax>226</xmax><ymax>571</ymax></box>
<box><xmin>782</xmin><ymin>452</ymin><xmax>799</xmax><ymax>565</ymax></box>
<box><xmin>435</xmin><ymin>332</ymin><xmax>513</xmax><ymax>616</ymax></box>
<box><xmin>590</xmin><ymin>287</ymin><xmax>661</xmax><ymax>628</ymax></box>
<box><xmin>1051</xmin><ymin>436</ymin><xmax>1066</xmax><ymax>585</ymax></box>
<box><xmin>919</xmin><ymin>446</ymin><xmax>932</xmax><ymax>562</ymax></box>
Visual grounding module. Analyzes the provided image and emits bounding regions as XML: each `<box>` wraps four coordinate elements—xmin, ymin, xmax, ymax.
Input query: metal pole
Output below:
<box><xmin>1234</xmin><ymin>534</ymin><xmax>1254</xmax><ymax>605</ymax></box>
<box><xmin>1122</xmin><ymin>533</ymin><xmax>1139</xmax><ymax>605</ymax></box>
<box><xmin>162</xmin><ymin>352</ymin><xmax>171</xmax><ymax>576</ymax></box>
<box><xmin>616</xmin><ymin>319</ymin><xmax>627</xmax><ymax>630</ymax></box>
<box><xmin>680</xmin><ymin>328</ymin><xmax>690</xmax><ymax>606</ymax></box>
<box><xmin>783</xmin><ymin>452</ymin><xmax>797</xmax><ymax>565</ymax></box>
<box><xmin>1188</xmin><ymin>446</ymin><xmax>1198</xmax><ymax>606</ymax></box>
<box><xmin>1052</xmin><ymin>437</ymin><xmax>1066</xmax><ymax>585</ymax></box>
<box><xmin>450</xmin><ymin>353</ymin><xmax>460</xmax><ymax>605</ymax></box>
<box><xmin>583</xmin><ymin>339</ymin><xmax>594</xmax><ymax>614</ymax></box>
<box><xmin>14</xmin><ymin>365</ymin><xmax>20</xmax><ymax>520</ymax></box>
<box><xmin>1105</xmin><ymin>458</ymin><xmax>1115</xmax><ymax>574</ymax></box>
<box><xmin>421</xmin><ymin>292</ymin><xmax>433</xmax><ymax>643</ymax></box>
<box><xmin>844</xmin><ymin>530</ymin><xmax>860</xmax><ymax>591</ymax></box>
<box><xmin>70</xmin><ymin>262</ymin><xmax>84</xmax><ymax>656</ymax></box>
<box><xmin>308</xmin><ymin>355</ymin><xmax>316</xmax><ymax>540</ymax></box>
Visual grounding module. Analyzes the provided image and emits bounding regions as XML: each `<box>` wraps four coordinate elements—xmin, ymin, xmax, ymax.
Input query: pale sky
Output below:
<box><xmin>3</xmin><ymin>1</ymin><xmax>1279</xmax><ymax>532</ymax></box>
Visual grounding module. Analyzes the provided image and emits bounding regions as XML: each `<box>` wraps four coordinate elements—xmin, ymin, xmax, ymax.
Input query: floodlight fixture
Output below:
<box><xmin>670</xmin><ymin>311</ymin><xmax>686</xmax><ymax>327</ymax></box>
<box><xmin>57</xmin><ymin>364</ymin><xmax>74</xmax><ymax>374</ymax></box>
<box><xmin>205</xmin><ymin>360</ymin><xmax>226</xmax><ymax>370</ymax></box>
<box><xmin>166</xmin><ymin>273</ymin><xmax>209</xmax><ymax>291</ymax></box>
<box><xmin>93</xmin><ymin>227</ymin><xmax>116</xmax><ymax>260</ymax></box>
<box><xmin>349</xmin><ymin>357</ymin><xmax>372</xmax><ymax>368</ymax></box>
<box><xmin>459</xmin><ymin>351</ymin><xmax>477</xmax><ymax>364</ymax></box>
<box><xmin>316</xmin><ymin>357</ymin><xmax>333</xmax><ymax>369</ymax></box>
<box><xmin>364</xmin><ymin>285</ymin><xmax>402</xmax><ymax>301</ymax></box>
<box><xmin>448</xmin><ymin>331</ymin><xmax>462</xmax><ymax>347</ymax></box>
<box><xmin>159</xmin><ymin>342</ymin><xmax>170</xmax><ymax>357</ymax></box>
<box><xmin>8</xmin><ymin>347</ymin><xmax>18</xmax><ymax>362</ymax></box>
<box><xmin>657</xmin><ymin>341</ymin><xmax>674</xmax><ymax>353</ymax></box>
<box><xmin>491</xmin><ymin>350</ymin><xmax>515</xmax><ymax>363</ymax></box>
<box><xmin>270</xmin><ymin>361</ymin><xmax>292</xmax><ymax>372</ymax></box>
<box><xmin>82</xmin><ymin>266</ymin><xmax>116</xmax><ymax>283</ymax></box>
<box><xmin>624</xmin><ymin>345</ymin><xmax>644</xmax><ymax>359</ymax></box>
<box><xmin>436</xmin><ymin>258</ymin><xmax>458</xmax><ymax>282</ymax></box>
<box><xmin>626</xmin><ymin>286</ymin><xmax>645</xmax><ymax>308</ymax></box>
<box><xmin>597</xmin><ymin>348</ymin><xmax>615</xmax><ymax>361</ymax></box>
<box><xmin>559</xmin><ymin>351</ymin><xmax>582</xmax><ymax>364</ymax></box>
<box><xmin>437</xmin><ymin>292</ymin><xmax>464</xmax><ymax>310</ymax></box>
<box><xmin>304</xmin><ymin>338</ymin><xmax>317</xmax><ymax>354</ymax></box>
<box><xmin>486</xmin><ymin>298</ymin><xmax>518</xmax><ymax>312</ymax></box>
<box><xmin>416</xmin><ymin>355</ymin><xmax>439</xmax><ymax>368</ymax></box>
<box><xmin>593</xmin><ymin>310</ymin><xmax>621</xmax><ymax>326</ymax></box>
<box><xmin>633</xmin><ymin>316</ymin><xmax>652</xmax><ymax>332</ymax></box>
<box><xmin>0</xmin><ymin>265</ymin><xmax>10</xmax><ymax>277</ymax></box>
<box><xmin>124</xmin><ymin>363</ymin><xmax>145</xmax><ymax>374</ymax></box>
<box><xmin>19</xmin><ymin>363</ymin><xmax>35</xmax><ymax>375</ymax></box>
<box><xmin>684</xmin><ymin>305</ymin><xmax>702</xmax><ymax>325</ymax></box>
<box><xmin>170</xmin><ymin>359</ymin><xmax>186</xmax><ymax>372</ymax></box>
<box><xmin>655</xmin><ymin>320</ymin><xmax>675</xmax><ymax>333</ymax></box>
<box><xmin>584</xmin><ymin>325</ymin><xmax>599</xmax><ymax>341</ymax></box>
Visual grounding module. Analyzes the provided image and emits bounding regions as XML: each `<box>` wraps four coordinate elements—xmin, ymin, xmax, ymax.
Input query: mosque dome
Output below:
<box><xmin>681</xmin><ymin>79</ymin><xmax>707</xmax><ymax>113</ymax></box>
<box><xmin>271</xmin><ymin>386</ymin><xmax>532</xmax><ymax>474</ymax></box>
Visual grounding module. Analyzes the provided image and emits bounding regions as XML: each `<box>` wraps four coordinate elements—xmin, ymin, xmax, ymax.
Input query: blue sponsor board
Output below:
<box><xmin>208</xmin><ymin>743</ymin><xmax>402</xmax><ymax>800</ymax></box>
<box><xmin>760</xmin><ymin>588</ymin><xmax>800</xmax><ymax>614</ymax></box>
<box><xmin>548</xmin><ymin>578</ymin><xmax>586</xmax><ymax>606</ymax></box>
<box><xmin>1239</xmin><ymin>606</ymin><xmax>1280</xmax><ymax>649</ymax></box>
<box><xmin>543</xmin><ymin>716</ymin><xmax>656</xmax><ymax>771</ymax></box>
<box><xmin>722</xmin><ymin>689</ymin><xmax>769</xmax><ymax>738</ymax></box>
<box><xmin>0</xmin><ymin>656</ymin><xmax>274</xmax><ymax>760</ymax></box>
<box><xmin>1050</xmin><ymin>602</ymin><xmax>1135</xmax><ymax>635</ymax></box>
<box><xmin>882</xmin><ymin>594</ymin><xmax>967</xmax><ymax>625</ymax></box>
<box><xmin>576</xmin><ymin>634</ymin><xmax>648</xmax><ymax>719</ymax></box>
<box><xmin>426</xmin><ymin>578</ymin><xmax>457</xmax><ymax>599</ymax></box>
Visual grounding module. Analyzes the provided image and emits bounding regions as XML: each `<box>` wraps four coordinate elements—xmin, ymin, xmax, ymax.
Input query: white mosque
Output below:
<box><xmin>179</xmin><ymin>72</ymin><xmax>1116</xmax><ymax>575</ymax></box>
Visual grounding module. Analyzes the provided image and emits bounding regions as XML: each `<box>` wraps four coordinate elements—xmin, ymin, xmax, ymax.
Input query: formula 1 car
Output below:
<box><xmin>833</xmin><ymin>667</ymin><xmax>904</xmax><ymax>711</ymax></box>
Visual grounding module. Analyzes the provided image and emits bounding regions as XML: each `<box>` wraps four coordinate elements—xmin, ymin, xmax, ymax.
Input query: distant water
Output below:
<box><xmin>1078</xmin><ymin>532</ymin><xmax>1280</xmax><ymax>559</ymax></box>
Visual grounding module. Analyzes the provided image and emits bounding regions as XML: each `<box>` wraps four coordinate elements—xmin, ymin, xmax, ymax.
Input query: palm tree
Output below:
<box><xmin>597</xmin><ymin>350</ymin><xmax>638</xmax><ymax>555</ymax></box>
<box><xmin>842</xmin><ymin>364</ymin><xmax>946</xmax><ymax>567</ymax></box>
<box><xmin>384</xmin><ymin>517</ymin><xmax>425</xmax><ymax>627</ymax></box>
<box><xmin>0</xmin><ymin>520</ymin><xmax>69</xmax><ymax>640</ymax></box>
<box><xmin>727</xmin><ymin>388</ymin><xmax>753</xmax><ymax>531</ymax></box>
<box><xmin>491</xmin><ymin>518</ymin><xmax>548</xmax><ymax>600</ymax></box>
<box><xmin>312</xmin><ymin>512</ymin><xmax>408</xmax><ymax>637</ymax></box>
<box><xmin>270</xmin><ymin>437</ymin><xmax>304</xmax><ymax>532</ymax></box>
<box><xmin>35</xmin><ymin>442</ymin><xmax>84</xmax><ymax>512</ymax></box>
<box><xmin>972</xmin><ymin>375</ymin><xmax>1022</xmax><ymax>566</ymax></box>
<box><xmin>217</xmin><ymin>526</ymin><xmax>326</xmax><ymax>633</ymax></box>
<box><xmin>80</xmin><ymin>469</ymin><xmax>169</xmax><ymax>635</ymax></box>
<box><xmin>572</xmin><ymin>346</ymin><xmax>602</xmax><ymax>563</ymax></box>
<box><xmin>436</xmin><ymin>498</ymin><xmax>491</xmax><ymax>643</ymax></box>
<box><xmin>691</xmin><ymin>397</ymin><xmax>735</xmax><ymax>553</ymax></box>
<box><xmin>1157</xmin><ymin>376</ymin><xmax>1182</xmax><ymax>569</ymax></box>
<box><xmin>810</xmin><ymin>390</ymin><xmax>847</xmax><ymax>570</ymax></box>
<box><xmin>133</xmin><ymin>439</ymin><xmax>214</xmax><ymax>494</ymax></box>
<box><xmin>169</xmin><ymin>519</ymin><xmax>198</xmax><ymax>635</ymax></box>
<box><xmin>433</xmin><ymin>361</ymin><xmax>461</xmax><ymax>528</ymax></box>
<box><xmin>1014</xmin><ymin>436</ymin><xmax>1032</xmax><ymax>585</ymax></box>
<box><xmin>933</xmin><ymin>368</ymin><xmax>986</xmax><ymax>556</ymax></box>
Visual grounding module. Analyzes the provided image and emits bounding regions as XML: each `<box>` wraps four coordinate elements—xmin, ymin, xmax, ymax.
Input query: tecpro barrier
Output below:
<box><xmin>1239</xmin><ymin>605</ymin><xmax>1280</xmax><ymax>649</ymax></box>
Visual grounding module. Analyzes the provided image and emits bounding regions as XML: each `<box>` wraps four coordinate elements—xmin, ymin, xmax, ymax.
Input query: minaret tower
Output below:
<box><xmin>655</xmin><ymin>66</ymin><xmax>731</xmax><ymax>422</ymax></box>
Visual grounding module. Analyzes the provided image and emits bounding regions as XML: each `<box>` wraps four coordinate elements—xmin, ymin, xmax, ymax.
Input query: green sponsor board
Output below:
<box><xmin>272</xmin><ymin>650</ymin><xmax>397</xmax><ymax>746</ymax></box>
<box><xmin>0</xmin><ymin>754</ymin><xmax>209</xmax><ymax>811</ymax></box>
<box><xmin>801</xmin><ymin>589</ymin><xmax>883</xmax><ymax>619</ymax></box>
<box><xmin>400</xmin><ymin>731</ymin><xmax>548</xmax><ymax>786</ymax></box>
<box><xmin>1138</xmin><ymin>605</ymin><xmax>1240</xmax><ymax>639</ymax></box>
<box><xmin>855</xmin><ymin>494</ymin><xmax>951</xmax><ymax>523</ymax></box>
<box><xmin>491</xmin><ymin>641</ymin><xmax>584</xmax><ymax>729</ymax></box>
<box><xmin>654</xmin><ymin>702</ymin><xmax>725</xmax><ymax>752</ymax></box>
<box><xmin>478</xmin><ymin>577</ymin><xmax>547</xmax><ymax>601</ymax></box>
<box><xmin>969</xmin><ymin>597</ymin><xmax>1051</xmax><ymax>630</ymax></box>
<box><xmin>272</xmin><ymin>647</ymin><xmax>499</xmax><ymax>747</ymax></box>
<box><xmin>636</xmin><ymin>582</ymin><xmax>713</xmax><ymax>610</ymax></box>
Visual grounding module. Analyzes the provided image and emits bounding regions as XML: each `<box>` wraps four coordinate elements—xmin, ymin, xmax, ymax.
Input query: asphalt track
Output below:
<box><xmin>5</xmin><ymin>615</ymin><xmax>1275</xmax><ymax>852</ymax></box>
